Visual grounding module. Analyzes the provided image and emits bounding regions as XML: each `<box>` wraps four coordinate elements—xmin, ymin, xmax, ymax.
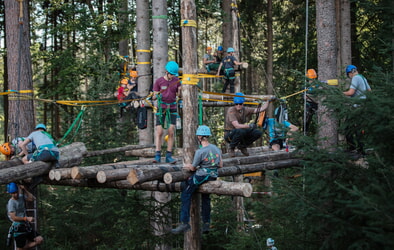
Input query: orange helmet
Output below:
<box><xmin>206</xmin><ymin>46</ymin><xmax>212</xmax><ymax>51</ymax></box>
<box><xmin>130</xmin><ymin>70</ymin><xmax>138</xmax><ymax>78</ymax></box>
<box><xmin>120</xmin><ymin>78</ymin><xmax>128</xmax><ymax>85</ymax></box>
<box><xmin>0</xmin><ymin>142</ymin><xmax>12</xmax><ymax>156</ymax></box>
<box><xmin>306</xmin><ymin>69</ymin><xmax>317</xmax><ymax>79</ymax></box>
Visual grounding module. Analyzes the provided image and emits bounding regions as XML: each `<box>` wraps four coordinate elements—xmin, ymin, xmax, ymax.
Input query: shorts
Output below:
<box><xmin>155</xmin><ymin>108</ymin><xmax>177</xmax><ymax>126</ymax></box>
<box><xmin>27</xmin><ymin>150</ymin><xmax>59</xmax><ymax>162</ymax></box>
<box><xmin>270</xmin><ymin>139</ymin><xmax>284</xmax><ymax>149</ymax></box>
<box><xmin>14</xmin><ymin>231</ymin><xmax>40</xmax><ymax>248</ymax></box>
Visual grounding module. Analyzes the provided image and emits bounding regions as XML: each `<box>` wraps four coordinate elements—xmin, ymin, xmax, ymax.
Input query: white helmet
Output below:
<box><xmin>266</xmin><ymin>238</ymin><xmax>275</xmax><ymax>246</ymax></box>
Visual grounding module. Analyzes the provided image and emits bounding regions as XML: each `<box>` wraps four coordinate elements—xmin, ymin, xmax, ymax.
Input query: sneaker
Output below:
<box><xmin>239</xmin><ymin>147</ymin><xmax>249</xmax><ymax>156</ymax></box>
<box><xmin>171</xmin><ymin>223</ymin><xmax>190</xmax><ymax>234</ymax></box>
<box><xmin>229</xmin><ymin>148</ymin><xmax>235</xmax><ymax>157</ymax></box>
<box><xmin>153</xmin><ymin>152</ymin><xmax>161</xmax><ymax>163</ymax></box>
<box><xmin>166</xmin><ymin>155</ymin><xmax>177</xmax><ymax>164</ymax></box>
<box><xmin>202</xmin><ymin>222</ymin><xmax>210</xmax><ymax>234</ymax></box>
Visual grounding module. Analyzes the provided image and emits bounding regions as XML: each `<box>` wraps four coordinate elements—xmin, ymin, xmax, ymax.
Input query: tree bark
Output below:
<box><xmin>127</xmin><ymin>165</ymin><xmax>183</xmax><ymax>185</ymax></box>
<box><xmin>136</xmin><ymin>0</ymin><xmax>153</xmax><ymax>148</ymax></box>
<box><xmin>316</xmin><ymin>0</ymin><xmax>338</xmax><ymax>151</ymax></box>
<box><xmin>4</xmin><ymin>0</ymin><xmax>35</xmax><ymax>139</ymax></box>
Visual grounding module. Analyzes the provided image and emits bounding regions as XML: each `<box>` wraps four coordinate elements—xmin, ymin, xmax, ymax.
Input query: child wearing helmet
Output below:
<box><xmin>216</xmin><ymin>47</ymin><xmax>244</xmax><ymax>93</ymax></box>
<box><xmin>152</xmin><ymin>61</ymin><xmax>181</xmax><ymax>164</ymax></box>
<box><xmin>171</xmin><ymin>125</ymin><xmax>223</xmax><ymax>234</ymax></box>
<box><xmin>6</xmin><ymin>182</ymin><xmax>44</xmax><ymax>249</ymax></box>
<box><xmin>0</xmin><ymin>137</ymin><xmax>36</xmax><ymax>159</ymax></box>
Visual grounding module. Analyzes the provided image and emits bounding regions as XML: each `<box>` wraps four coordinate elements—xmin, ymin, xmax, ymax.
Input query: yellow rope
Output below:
<box><xmin>180</xmin><ymin>19</ymin><xmax>197</xmax><ymax>28</ymax></box>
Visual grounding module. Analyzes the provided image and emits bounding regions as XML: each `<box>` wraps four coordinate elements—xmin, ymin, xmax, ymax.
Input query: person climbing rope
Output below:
<box><xmin>19</xmin><ymin>124</ymin><xmax>60</xmax><ymax>165</ymax></box>
<box><xmin>6</xmin><ymin>182</ymin><xmax>44</xmax><ymax>250</ymax></box>
<box><xmin>152</xmin><ymin>61</ymin><xmax>181</xmax><ymax>164</ymax></box>
<box><xmin>216</xmin><ymin>47</ymin><xmax>244</xmax><ymax>93</ymax></box>
<box><xmin>171</xmin><ymin>125</ymin><xmax>223</xmax><ymax>234</ymax></box>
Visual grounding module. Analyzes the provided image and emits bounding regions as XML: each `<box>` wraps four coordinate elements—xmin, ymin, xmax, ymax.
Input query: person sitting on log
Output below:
<box><xmin>6</xmin><ymin>182</ymin><xmax>44</xmax><ymax>250</ymax></box>
<box><xmin>224</xmin><ymin>92</ymin><xmax>269</xmax><ymax>157</ymax></box>
<box><xmin>0</xmin><ymin>138</ymin><xmax>36</xmax><ymax>160</ymax></box>
<box><xmin>20</xmin><ymin>124</ymin><xmax>60</xmax><ymax>166</ymax></box>
<box><xmin>171</xmin><ymin>125</ymin><xmax>223</xmax><ymax>234</ymax></box>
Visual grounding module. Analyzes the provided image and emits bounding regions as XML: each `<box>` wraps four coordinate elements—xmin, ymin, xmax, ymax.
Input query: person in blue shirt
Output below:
<box><xmin>171</xmin><ymin>125</ymin><xmax>223</xmax><ymax>234</ymax></box>
<box><xmin>268</xmin><ymin>117</ymin><xmax>298</xmax><ymax>151</ymax></box>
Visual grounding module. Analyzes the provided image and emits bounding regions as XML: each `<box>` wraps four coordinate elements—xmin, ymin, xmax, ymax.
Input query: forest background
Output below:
<box><xmin>0</xmin><ymin>0</ymin><xmax>393</xmax><ymax>249</ymax></box>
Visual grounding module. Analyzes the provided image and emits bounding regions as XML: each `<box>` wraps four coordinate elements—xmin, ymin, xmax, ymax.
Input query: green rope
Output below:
<box><xmin>56</xmin><ymin>106</ymin><xmax>86</xmax><ymax>147</ymax></box>
<box><xmin>198</xmin><ymin>94</ymin><xmax>203</xmax><ymax>125</ymax></box>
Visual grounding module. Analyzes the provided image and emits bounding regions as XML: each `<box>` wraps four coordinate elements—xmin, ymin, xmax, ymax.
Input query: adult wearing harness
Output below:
<box><xmin>6</xmin><ymin>182</ymin><xmax>44</xmax><ymax>250</ymax></box>
<box><xmin>268</xmin><ymin>105</ymin><xmax>299</xmax><ymax>151</ymax></box>
<box><xmin>171</xmin><ymin>125</ymin><xmax>223</xmax><ymax>234</ymax></box>
<box><xmin>19</xmin><ymin>124</ymin><xmax>60</xmax><ymax>165</ymax></box>
<box><xmin>152</xmin><ymin>61</ymin><xmax>181</xmax><ymax>164</ymax></box>
<box><xmin>216</xmin><ymin>47</ymin><xmax>243</xmax><ymax>93</ymax></box>
<box><xmin>343</xmin><ymin>65</ymin><xmax>372</xmax><ymax>154</ymax></box>
<box><xmin>224</xmin><ymin>92</ymin><xmax>269</xmax><ymax>157</ymax></box>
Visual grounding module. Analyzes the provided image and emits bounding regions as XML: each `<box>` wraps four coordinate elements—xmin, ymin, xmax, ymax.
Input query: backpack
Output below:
<box><xmin>137</xmin><ymin>105</ymin><xmax>147</xmax><ymax>129</ymax></box>
<box><xmin>274</xmin><ymin>103</ymin><xmax>288</xmax><ymax>124</ymax></box>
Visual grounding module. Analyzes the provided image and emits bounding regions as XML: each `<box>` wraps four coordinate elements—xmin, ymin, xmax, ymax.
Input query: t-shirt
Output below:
<box><xmin>225</xmin><ymin>106</ymin><xmax>255</xmax><ymax>130</ymax></box>
<box><xmin>28</xmin><ymin>131</ymin><xmax>59</xmax><ymax>152</ymax></box>
<box><xmin>153</xmin><ymin>76</ymin><xmax>181</xmax><ymax>109</ymax></box>
<box><xmin>117</xmin><ymin>86</ymin><xmax>126</xmax><ymax>101</ymax></box>
<box><xmin>7</xmin><ymin>195</ymin><xmax>26</xmax><ymax>220</ymax></box>
<box><xmin>203</xmin><ymin>53</ymin><xmax>214</xmax><ymax>64</ymax></box>
<box><xmin>221</xmin><ymin>55</ymin><xmax>237</xmax><ymax>69</ymax></box>
<box><xmin>192</xmin><ymin>144</ymin><xmax>222</xmax><ymax>177</ymax></box>
<box><xmin>350</xmin><ymin>74</ymin><xmax>371</xmax><ymax>99</ymax></box>
<box><xmin>268</xmin><ymin>118</ymin><xmax>291</xmax><ymax>142</ymax></box>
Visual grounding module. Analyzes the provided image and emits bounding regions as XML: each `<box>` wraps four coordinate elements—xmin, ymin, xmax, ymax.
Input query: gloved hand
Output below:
<box><xmin>249</xmin><ymin>123</ymin><xmax>257</xmax><ymax>129</ymax></box>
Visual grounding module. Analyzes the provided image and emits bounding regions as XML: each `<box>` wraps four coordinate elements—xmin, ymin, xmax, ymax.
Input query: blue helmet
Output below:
<box><xmin>35</xmin><ymin>123</ymin><xmax>47</xmax><ymax>131</ymax></box>
<box><xmin>218</xmin><ymin>46</ymin><xmax>223</xmax><ymax>51</ymax></box>
<box><xmin>196</xmin><ymin>125</ymin><xmax>211</xmax><ymax>136</ymax></box>
<box><xmin>227</xmin><ymin>47</ymin><xmax>235</xmax><ymax>53</ymax></box>
<box><xmin>345</xmin><ymin>65</ymin><xmax>357</xmax><ymax>76</ymax></box>
<box><xmin>7</xmin><ymin>182</ymin><xmax>18</xmax><ymax>193</ymax></box>
<box><xmin>165</xmin><ymin>61</ymin><xmax>179</xmax><ymax>76</ymax></box>
<box><xmin>234</xmin><ymin>92</ymin><xmax>245</xmax><ymax>104</ymax></box>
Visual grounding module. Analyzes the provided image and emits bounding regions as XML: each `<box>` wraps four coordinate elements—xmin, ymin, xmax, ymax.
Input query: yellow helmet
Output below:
<box><xmin>129</xmin><ymin>70</ymin><xmax>138</xmax><ymax>78</ymax></box>
<box><xmin>0</xmin><ymin>142</ymin><xmax>12</xmax><ymax>156</ymax></box>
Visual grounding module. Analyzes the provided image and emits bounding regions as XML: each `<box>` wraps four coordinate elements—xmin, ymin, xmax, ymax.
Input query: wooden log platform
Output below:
<box><xmin>42</xmin><ymin>179</ymin><xmax>252</xmax><ymax>197</ymax></box>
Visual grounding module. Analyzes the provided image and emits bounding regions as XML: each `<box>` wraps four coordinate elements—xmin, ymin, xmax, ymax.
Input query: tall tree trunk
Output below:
<box><xmin>222</xmin><ymin>0</ymin><xmax>232</xmax><ymax>50</ymax></box>
<box><xmin>266</xmin><ymin>0</ymin><xmax>274</xmax><ymax>117</ymax></box>
<box><xmin>180</xmin><ymin>0</ymin><xmax>199</xmax><ymax>249</ymax></box>
<box><xmin>4</xmin><ymin>0</ymin><xmax>35</xmax><ymax>139</ymax></box>
<box><xmin>151</xmin><ymin>1</ymin><xmax>171</xmax><ymax>249</ymax></box>
<box><xmin>339</xmin><ymin>0</ymin><xmax>351</xmax><ymax>70</ymax></box>
<box><xmin>118</xmin><ymin>0</ymin><xmax>129</xmax><ymax>57</ymax></box>
<box><xmin>316</xmin><ymin>0</ymin><xmax>338</xmax><ymax>151</ymax></box>
<box><xmin>136</xmin><ymin>0</ymin><xmax>152</xmax><ymax>146</ymax></box>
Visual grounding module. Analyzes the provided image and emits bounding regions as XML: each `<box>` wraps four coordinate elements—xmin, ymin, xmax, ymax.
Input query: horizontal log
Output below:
<box><xmin>202</xmin><ymin>93</ymin><xmax>275</xmax><ymax>102</ymax></box>
<box><xmin>96</xmin><ymin>168</ymin><xmax>131</xmax><ymax>183</ymax></box>
<box><xmin>163</xmin><ymin>159</ymin><xmax>301</xmax><ymax>184</ymax></box>
<box><xmin>86</xmin><ymin>144</ymin><xmax>155</xmax><ymax>157</ymax></box>
<box><xmin>0</xmin><ymin>142</ymin><xmax>86</xmax><ymax>170</ymax></box>
<box><xmin>42</xmin><ymin>179</ymin><xmax>252</xmax><ymax>197</ymax></box>
<box><xmin>125</xmin><ymin>148</ymin><xmax>181</xmax><ymax>157</ymax></box>
<box><xmin>0</xmin><ymin>142</ymin><xmax>87</xmax><ymax>185</ymax></box>
<box><xmin>127</xmin><ymin>165</ymin><xmax>183</xmax><ymax>185</ymax></box>
<box><xmin>49</xmin><ymin>168</ymin><xmax>73</xmax><ymax>181</ymax></box>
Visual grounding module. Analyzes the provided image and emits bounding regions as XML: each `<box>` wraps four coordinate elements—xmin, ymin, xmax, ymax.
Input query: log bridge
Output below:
<box><xmin>0</xmin><ymin>142</ymin><xmax>301</xmax><ymax>197</ymax></box>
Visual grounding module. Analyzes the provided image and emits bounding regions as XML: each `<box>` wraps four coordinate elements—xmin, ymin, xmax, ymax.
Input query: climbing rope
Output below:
<box><xmin>56</xmin><ymin>106</ymin><xmax>86</xmax><ymax>147</ymax></box>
